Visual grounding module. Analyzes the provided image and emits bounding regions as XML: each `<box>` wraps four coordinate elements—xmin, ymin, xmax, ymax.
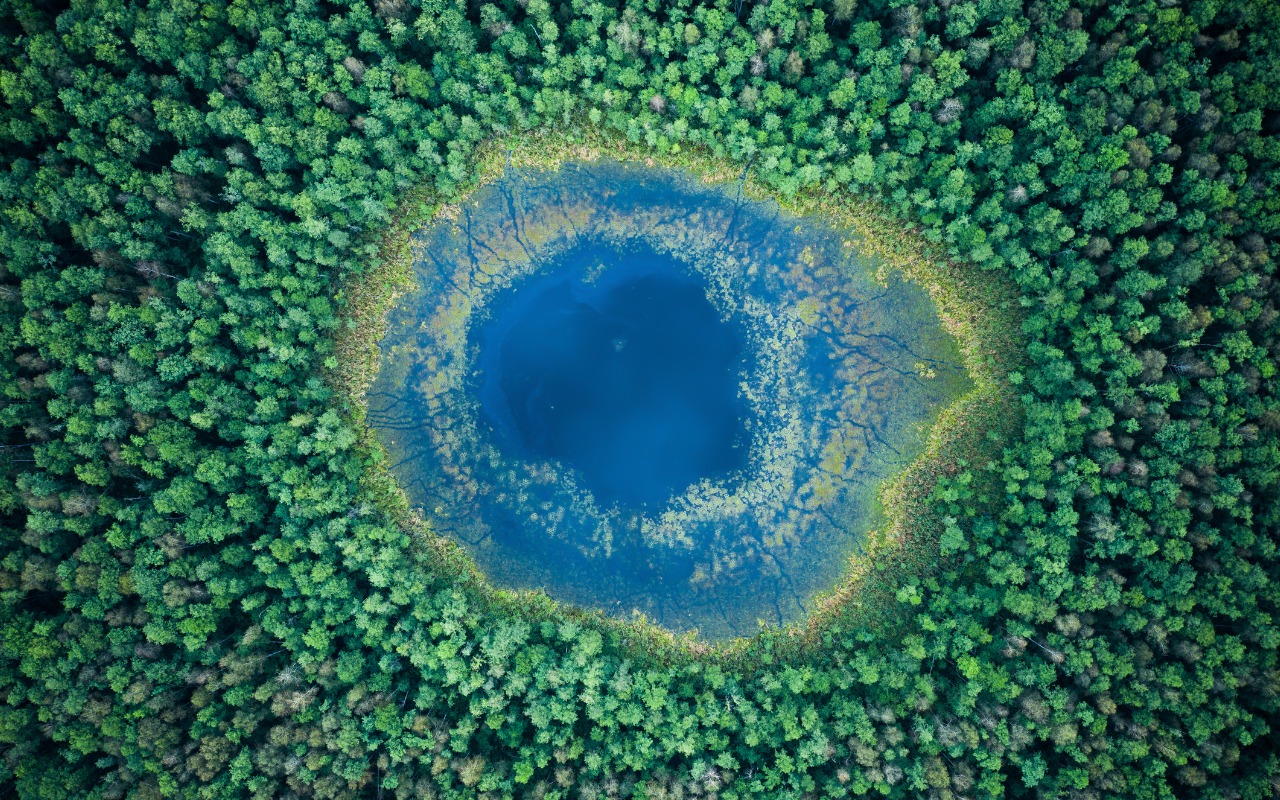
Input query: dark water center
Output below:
<box><xmin>477</xmin><ymin>245</ymin><xmax>751</xmax><ymax>508</ymax></box>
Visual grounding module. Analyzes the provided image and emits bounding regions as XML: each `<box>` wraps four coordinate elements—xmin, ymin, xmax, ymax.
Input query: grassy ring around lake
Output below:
<box><xmin>337</xmin><ymin>133</ymin><xmax>1024</xmax><ymax>647</ymax></box>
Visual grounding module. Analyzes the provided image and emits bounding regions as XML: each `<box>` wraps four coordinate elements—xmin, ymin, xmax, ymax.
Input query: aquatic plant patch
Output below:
<box><xmin>368</xmin><ymin>160</ymin><xmax>973</xmax><ymax>638</ymax></box>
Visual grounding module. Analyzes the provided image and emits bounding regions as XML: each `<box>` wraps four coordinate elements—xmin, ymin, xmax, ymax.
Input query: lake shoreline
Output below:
<box><xmin>330</xmin><ymin>128</ymin><xmax>1024</xmax><ymax>660</ymax></box>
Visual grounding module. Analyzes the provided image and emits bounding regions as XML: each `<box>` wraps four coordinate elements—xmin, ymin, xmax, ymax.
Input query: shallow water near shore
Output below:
<box><xmin>367</xmin><ymin>161</ymin><xmax>972</xmax><ymax>640</ymax></box>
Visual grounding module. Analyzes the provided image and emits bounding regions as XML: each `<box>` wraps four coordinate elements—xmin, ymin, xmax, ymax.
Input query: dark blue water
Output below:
<box><xmin>476</xmin><ymin>245</ymin><xmax>750</xmax><ymax>508</ymax></box>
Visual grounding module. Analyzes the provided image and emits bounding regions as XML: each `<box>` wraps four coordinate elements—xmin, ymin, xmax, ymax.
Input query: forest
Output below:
<box><xmin>0</xmin><ymin>0</ymin><xmax>1277</xmax><ymax>798</ymax></box>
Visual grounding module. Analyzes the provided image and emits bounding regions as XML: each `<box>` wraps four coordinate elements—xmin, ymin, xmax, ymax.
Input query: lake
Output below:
<box><xmin>367</xmin><ymin>160</ymin><xmax>972</xmax><ymax>640</ymax></box>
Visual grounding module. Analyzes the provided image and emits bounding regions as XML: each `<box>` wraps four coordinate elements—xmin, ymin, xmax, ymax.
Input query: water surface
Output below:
<box><xmin>477</xmin><ymin>244</ymin><xmax>750</xmax><ymax>508</ymax></box>
<box><xmin>367</xmin><ymin>161</ymin><xmax>971</xmax><ymax>639</ymax></box>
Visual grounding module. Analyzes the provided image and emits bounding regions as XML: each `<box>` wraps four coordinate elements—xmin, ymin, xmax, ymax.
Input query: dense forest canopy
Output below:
<box><xmin>0</xmin><ymin>0</ymin><xmax>1277</xmax><ymax>798</ymax></box>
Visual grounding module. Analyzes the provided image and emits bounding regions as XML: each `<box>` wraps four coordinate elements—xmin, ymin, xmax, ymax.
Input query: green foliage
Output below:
<box><xmin>0</xmin><ymin>0</ymin><xmax>1277</xmax><ymax>797</ymax></box>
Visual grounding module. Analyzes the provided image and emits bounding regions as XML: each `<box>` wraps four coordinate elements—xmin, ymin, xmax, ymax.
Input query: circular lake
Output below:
<box><xmin>367</xmin><ymin>160</ymin><xmax>972</xmax><ymax>640</ymax></box>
